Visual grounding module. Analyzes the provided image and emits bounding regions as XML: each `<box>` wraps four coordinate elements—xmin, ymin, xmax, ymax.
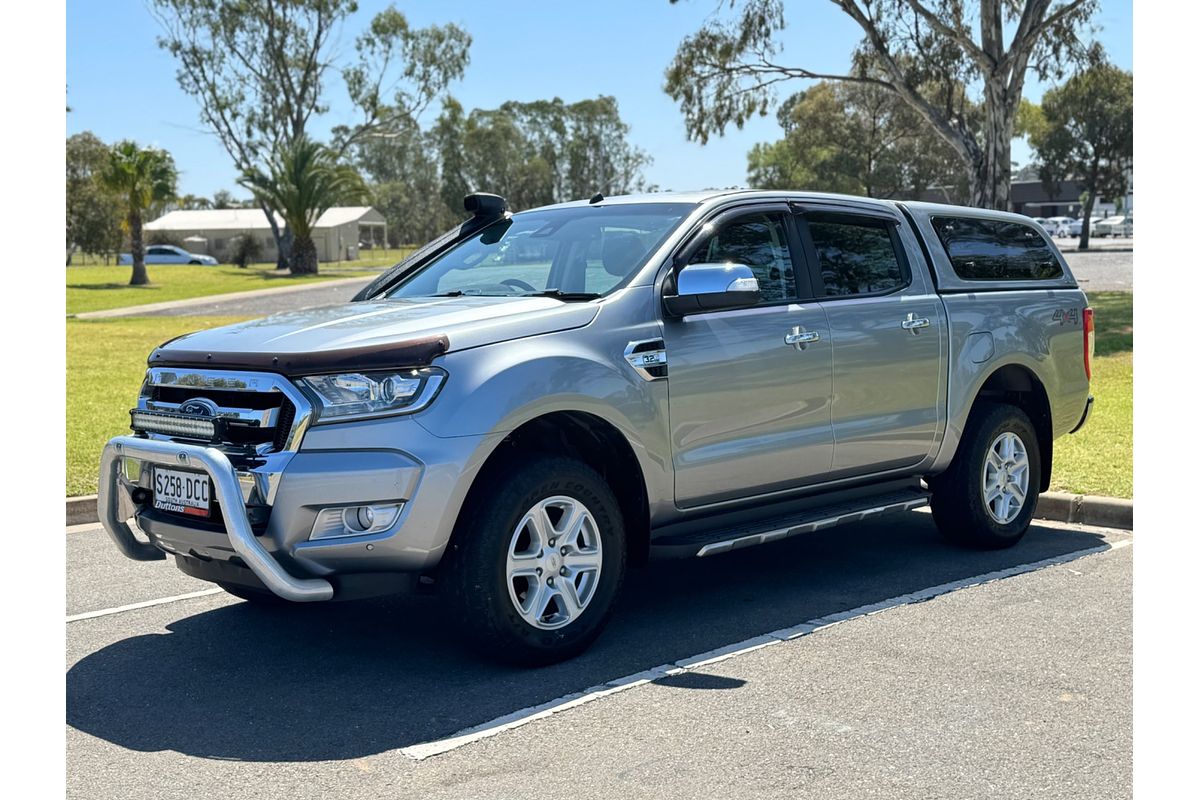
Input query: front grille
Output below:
<box><xmin>138</xmin><ymin>369</ymin><xmax>308</xmax><ymax>454</ymax></box>
<box><xmin>150</xmin><ymin>385</ymin><xmax>282</xmax><ymax>409</ymax></box>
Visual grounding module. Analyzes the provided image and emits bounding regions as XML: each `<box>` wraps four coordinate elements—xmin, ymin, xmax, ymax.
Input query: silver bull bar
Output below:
<box><xmin>98</xmin><ymin>436</ymin><xmax>334</xmax><ymax>602</ymax></box>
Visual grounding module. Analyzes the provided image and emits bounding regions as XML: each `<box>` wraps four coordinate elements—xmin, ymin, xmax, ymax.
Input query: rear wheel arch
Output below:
<box><xmin>966</xmin><ymin>363</ymin><xmax>1054</xmax><ymax>493</ymax></box>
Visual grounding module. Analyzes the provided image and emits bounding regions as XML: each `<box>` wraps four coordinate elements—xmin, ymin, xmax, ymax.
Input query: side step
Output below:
<box><xmin>650</xmin><ymin>487</ymin><xmax>931</xmax><ymax>559</ymax></box>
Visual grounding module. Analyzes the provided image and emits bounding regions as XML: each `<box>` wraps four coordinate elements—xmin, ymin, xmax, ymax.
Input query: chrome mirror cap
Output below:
<box><xmin>664</xmin><ymin>262</ymin><xmax>761</xmax><ymax>317</ymax></box>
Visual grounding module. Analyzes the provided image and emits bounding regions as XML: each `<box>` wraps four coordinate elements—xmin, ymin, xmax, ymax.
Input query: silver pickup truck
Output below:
<box><xmin>98</xmin><ymin>189</ymin><xmax>1094</xmax><ymax>664</ymax></box>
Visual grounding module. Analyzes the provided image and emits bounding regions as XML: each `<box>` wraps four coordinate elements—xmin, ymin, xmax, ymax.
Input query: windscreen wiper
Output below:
<box><xmin>521</xmin><ymin>289</ymin><xmax>602</xmax><ymax>301</ymax></box>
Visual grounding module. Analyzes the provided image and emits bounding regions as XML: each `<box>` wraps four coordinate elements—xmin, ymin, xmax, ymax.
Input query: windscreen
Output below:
<box><xmin>387</xmin><ymin>204</ymin><xmax>694</xmax><ymax>299</ymax></box>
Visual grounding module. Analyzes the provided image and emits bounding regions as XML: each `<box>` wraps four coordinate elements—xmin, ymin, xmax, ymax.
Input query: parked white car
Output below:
<box><xmin>1094</xmin><ymin>216</ymin><xmax>1133</xmax><ymax>237</ymax></box>
<box><xmin>1045</xmin><ymin>216</ymin><xmax>1075</xmax><ymax>237</ymax></box>
<box><xmin>1067</xmin><ymin>217</ymin><xmax>1104</xmax><ymax>237</ymax></box>
<box><xmin>118</xmin><ymin>245</ymin><xmax>218</xmax><ymax>265</ymax></box>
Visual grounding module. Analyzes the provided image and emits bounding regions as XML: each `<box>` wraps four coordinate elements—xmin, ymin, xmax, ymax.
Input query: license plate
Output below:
<box><xmin>153</xmin><ymin>467</ymin><xmax>211</xmax><ymax>518</ymax></box>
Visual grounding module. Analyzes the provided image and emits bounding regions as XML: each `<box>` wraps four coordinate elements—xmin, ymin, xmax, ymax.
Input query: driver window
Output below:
<box><xmin>688</xmin><ymin>212</ymin><xmax>796</xmax><ymax>304</ymax></box>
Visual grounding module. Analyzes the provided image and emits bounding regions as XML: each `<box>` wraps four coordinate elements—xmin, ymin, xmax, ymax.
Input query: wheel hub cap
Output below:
<box><xmin>982</xmin><ymin>432</ymin><xmax>1030</xmax><ymax>524</ymax></box>
<box><xmin>505</xmin><ymin>496</ymin><xmax>603</xmax><ymax>630</ymax></box>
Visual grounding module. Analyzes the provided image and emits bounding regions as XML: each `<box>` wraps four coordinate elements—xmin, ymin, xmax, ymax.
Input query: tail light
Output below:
<box><xmin>1082</xmin><ymin>307</ymin><xmax>1095</xmax><ymax>381</ymax></box>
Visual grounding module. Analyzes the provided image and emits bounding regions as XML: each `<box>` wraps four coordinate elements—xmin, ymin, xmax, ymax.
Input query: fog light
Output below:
<box><xmin>349</xmin><ymin>505</ymin><xmax>375</xmax><ymax>532</ymax></box>
<box><xmin>309</xmin><ymin>503</ymin><xmax>403</xmax><ymax>540</ymax></box>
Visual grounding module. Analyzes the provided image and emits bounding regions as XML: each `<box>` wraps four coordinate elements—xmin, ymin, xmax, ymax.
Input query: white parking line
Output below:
<box><xmin>66</xmin><ymin>588</ymin><xmax>226</xmax><ymax>623</ymax></box>
<box><xmin>400</xmin><ymin>538</ymin><xmax>1132</xmax><ymax>761</ymax></box>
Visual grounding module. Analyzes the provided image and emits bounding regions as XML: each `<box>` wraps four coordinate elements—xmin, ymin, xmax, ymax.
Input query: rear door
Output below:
<box><xmin>795</xmin><ymin>206</ymin><xmax>944</xmax><ymax>475</ymax></box>
<box><xmin>662</xmin><ymin>205</ymin><xmax>834</xmax><ymax>507</ymax></box>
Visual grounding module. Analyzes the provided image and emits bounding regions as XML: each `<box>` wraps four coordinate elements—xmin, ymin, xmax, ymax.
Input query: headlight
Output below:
<box><xmin>298</xmin><ymin>367</ymin><xmax>446</xmax><ymax>423</ymax></box>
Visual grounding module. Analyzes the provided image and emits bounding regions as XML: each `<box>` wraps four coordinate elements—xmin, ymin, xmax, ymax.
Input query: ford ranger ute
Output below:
<box><xmin>98</xmin><ymin>190</ymin><xmax>1094</xmax><ymax>664</ymax></box>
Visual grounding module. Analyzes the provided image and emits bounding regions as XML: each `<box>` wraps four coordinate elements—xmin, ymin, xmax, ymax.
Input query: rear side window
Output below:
<box><xmin>931</xmin><ymin>216</ymin><xmax>1063</xmax><ymax>281</ymax></box>
<box><xmin>805</xmin><ymin>214</ymin><xmax>908</xmax><ymax>297</ymax></box>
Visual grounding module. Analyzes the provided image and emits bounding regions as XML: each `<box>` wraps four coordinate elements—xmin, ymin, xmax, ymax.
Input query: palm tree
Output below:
<box><xmin>239</xmin><ymin>136</ymin><xmax>368</xmax><ymax>275</ymax></box>
<box><xmin>101</xmin><ymin>141</ymin><xmax>178</xmax><ymax>286</ymax></box>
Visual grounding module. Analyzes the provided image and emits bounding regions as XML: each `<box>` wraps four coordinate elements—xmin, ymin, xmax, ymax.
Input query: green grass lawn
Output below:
<box><xmin>1046</xmin><ymin>291</ymin><xmax>1133</xmax><ymax>498</ymax></box>
<box><xmin>66</xmin><ymin>250</ymin><xmax>411</xmax><ymax>316</ymax></box>
<box><xmin>66</xmin><ymin>316</ymin><xmax>250</xmax><ymax>496</ymax></box>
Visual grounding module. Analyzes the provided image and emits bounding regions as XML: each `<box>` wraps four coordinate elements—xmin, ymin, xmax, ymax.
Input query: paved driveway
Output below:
<box><xmin>67</xmin><ymin>512</ymin><xmax>1131</xmax><ymax>799</ymax></box>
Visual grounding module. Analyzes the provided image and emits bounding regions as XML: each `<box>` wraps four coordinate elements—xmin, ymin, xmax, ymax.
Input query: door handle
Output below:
<box><xmin>785</xmin><ymin>327</ymin><xmax>820</xmax><ymax>350</ymax></box>
<box><xmin>901</xmin><ymin>314</ymin><xmax>931</xmax><ymax>333</ymax></box>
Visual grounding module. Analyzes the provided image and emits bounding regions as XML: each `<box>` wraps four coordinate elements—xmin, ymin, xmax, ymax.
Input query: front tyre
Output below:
<box><xmin>930</xmin><ymin>403</ymin><xmax>1041</xmax><ymax>549</ymax></box>
<box><xmin>445</xmin><ymin>457</ymin><xmax>626</xmax><ymax>665</ymax></box>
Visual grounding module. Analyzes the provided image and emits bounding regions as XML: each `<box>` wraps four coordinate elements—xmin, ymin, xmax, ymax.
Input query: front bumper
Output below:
<box><xmin>99</xmin><ymin>437</ymin><xmax>334</xmax><ymax>602</ymax></box>
<box><xmin>99</xmin><ymin>420</ymin><xmax>502</xmax><ymax>601</ymax></box>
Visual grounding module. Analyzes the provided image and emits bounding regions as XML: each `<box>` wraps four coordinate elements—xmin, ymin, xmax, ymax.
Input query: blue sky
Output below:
<box><xmin>66</xmin><ymin>0</ymin><xmax>1133</xmax><ymax>199</ymax></box>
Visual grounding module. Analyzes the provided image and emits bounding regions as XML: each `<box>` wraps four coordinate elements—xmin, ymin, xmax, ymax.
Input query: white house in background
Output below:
<box><xmin>143</xmin><ymin>206</ymin><xmax>388</xmax><ymax>263</ymax></box>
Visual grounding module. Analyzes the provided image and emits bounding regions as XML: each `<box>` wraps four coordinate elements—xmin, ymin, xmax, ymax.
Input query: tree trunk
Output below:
<box><xmin>279</xmin><ymin>227</ymin><xmax>295</xmax><ymax>270</ymax></box>
<box><xmin>258</xmin><ymin>200</ymin><xmax>289</xmax><ymax>270</ymax></box>
<box><xmin>289</xmin><ymin>234</ymin><xmax>319</xmax><ymax>276</ymax></box>
<box><xmin>967</xmin><ymin>83</ymin><xmax>1014</xmax><ymax>211</ymax></box>
<box><xmin>1079</xmin><ymin>191</ymin><xmax>1096</xmax><ymax>251</ymax></box>
<box><xmin>128</xmin><ymin>209</ymin><xmax>149</xmax><ymax>286</ymax></box>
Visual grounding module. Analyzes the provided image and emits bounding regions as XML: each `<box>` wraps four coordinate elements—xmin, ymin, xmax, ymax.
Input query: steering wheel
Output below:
<box><xmin>499</xmin><ymin>278</ymin><xmax>537</xmax><ymax>293</ymax></box>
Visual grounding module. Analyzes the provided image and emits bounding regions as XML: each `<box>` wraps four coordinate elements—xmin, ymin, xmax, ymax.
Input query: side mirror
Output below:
<box><xmin>663</xmin><ymin>262</ymin><xmax>761</xmax><ymax>317</ymax></box>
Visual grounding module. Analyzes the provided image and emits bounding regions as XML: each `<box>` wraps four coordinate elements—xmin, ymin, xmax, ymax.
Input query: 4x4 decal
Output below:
<box><xmin>1052</xmin><ymin>308</ymin><xmax>1080</xmax><ymax>325</ymax></box>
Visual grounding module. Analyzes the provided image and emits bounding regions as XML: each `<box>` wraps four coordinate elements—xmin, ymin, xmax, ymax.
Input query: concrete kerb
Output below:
<box><xmin>67</xmin><ymin>495</ymin><xmax>99</xmax><ymax>526</ymax></box>
<box><xmin>69</xmin><ymin>274</ymin><xmax>375</xmax><ymax>320</ymax></box>
<box><xmin>66</xmin><ymin>490</ymin><xmax>1133</xmax><ymax>530</ymax></box>
<box><xmin>1034</xmin><ymin>491</ymin><xmax>1133</xmax><ymax>529</ymax></box>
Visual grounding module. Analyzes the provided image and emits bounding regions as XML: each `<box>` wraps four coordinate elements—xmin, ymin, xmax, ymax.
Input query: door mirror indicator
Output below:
<box><xmin>663</xmin><ymin>263</ymin><xmax>761</xmax><ymax>317</ymax></box>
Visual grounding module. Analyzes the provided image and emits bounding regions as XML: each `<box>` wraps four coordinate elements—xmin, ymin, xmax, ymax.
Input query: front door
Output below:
<box><xmin>796</xmin><ymin>208</ymin><xmax>943</xmax><ymax>475</ymax></box>
<box><xmin>662</xmin><ymin>207</ymin><xmax>835</xmax><ymax>508</ymax></box>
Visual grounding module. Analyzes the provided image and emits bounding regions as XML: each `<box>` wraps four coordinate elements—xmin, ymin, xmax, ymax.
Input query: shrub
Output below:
<box><xmin>231</xmin><ymin>235</ymin><xmax>264</xmax><ymax>268</ymax></box>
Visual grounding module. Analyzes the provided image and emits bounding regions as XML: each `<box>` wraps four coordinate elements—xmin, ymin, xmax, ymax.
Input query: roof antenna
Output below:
<box><xmin>589</xmin><ymin>193</ymin><xmax>604</xmax><ymax>204</ymax></box>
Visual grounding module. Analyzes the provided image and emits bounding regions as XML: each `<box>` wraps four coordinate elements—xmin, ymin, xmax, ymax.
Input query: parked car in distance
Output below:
<box><xmin>118</xmin><ymin>245</ymin><xmax>218</xmax><ymax>265</ymax></box>
<box><xmin>1094</xmin><ymin>215</ymin><xmax>1133</xmax><ymax>237</ymax></box>
<box><xmin>98</xmin><ymin>189</ymin><xmax>1094</xmax><ymax>665</ymax></box>
<box><xmin>1045</xmin><ymin>216</ymin><xmax>1075</xmax><ymax>237</ymax></box>
<box><xmin>1067</xmin><ymin>217</ymin><xmax>1104</xmax><ymax>237</ymax></box>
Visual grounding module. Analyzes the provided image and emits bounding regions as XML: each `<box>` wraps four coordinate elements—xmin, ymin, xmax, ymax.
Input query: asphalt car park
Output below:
<box><xmin>66</xmin><ymin>510</ymin><xmax>1131</xmax><ymax>799</ymax></box>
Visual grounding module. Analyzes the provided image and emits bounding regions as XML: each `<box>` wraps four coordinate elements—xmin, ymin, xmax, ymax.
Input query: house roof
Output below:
<box><xmin>145</xmin><ymin>206</ymin><xmax>382</xmax><ymax>231</ymax></box>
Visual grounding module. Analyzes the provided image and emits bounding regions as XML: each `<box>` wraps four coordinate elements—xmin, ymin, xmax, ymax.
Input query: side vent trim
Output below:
<box><xmin>624</xmin><ymin>339</ymin><xmax>668</xmax><ymax>381</ymax></box>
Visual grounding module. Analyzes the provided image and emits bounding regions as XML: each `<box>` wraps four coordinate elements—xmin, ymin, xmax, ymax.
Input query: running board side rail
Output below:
<box><xmin>649</xmin><ymin>488</ymin><xmax>931</xmax><ymax>559</ymax></box>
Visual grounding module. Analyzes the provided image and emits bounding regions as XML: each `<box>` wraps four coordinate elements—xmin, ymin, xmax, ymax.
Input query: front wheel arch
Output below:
<box><xmin>444</xmin><ymin>410</ymin><xmax>651</xmax><ymax>571</ymax></box>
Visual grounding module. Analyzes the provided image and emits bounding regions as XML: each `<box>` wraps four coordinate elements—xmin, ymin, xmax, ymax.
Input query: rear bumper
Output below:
<box><xmin>99</xmin><ymin>437</ymin><xmax>334</xmax><ymax>602</ymax></box>
<box><xmin>1070</xmin><ymin>394</ymin><xmax>1095</xmax><ymax>434</ymax></box>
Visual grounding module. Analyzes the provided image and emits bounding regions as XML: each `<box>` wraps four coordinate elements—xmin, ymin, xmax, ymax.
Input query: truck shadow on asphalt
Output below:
<box><xmin>66</xmin><ymin>513</ymin><xmax>1112</xmax><ymax>762</ymax></box>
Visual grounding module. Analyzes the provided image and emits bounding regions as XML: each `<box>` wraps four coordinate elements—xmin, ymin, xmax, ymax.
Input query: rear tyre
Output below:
<box><xmin>444</xmin><ymin>456</ymin><xmax>627</xmax><ymax>666</ymax></box>
<box><xmin>930</xmin><ymin>403</ymin><xmax>1041</xmax><ymax>549</ymax></box>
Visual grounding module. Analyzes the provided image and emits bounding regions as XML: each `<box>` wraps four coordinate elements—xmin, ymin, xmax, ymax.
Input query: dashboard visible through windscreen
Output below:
<box><xmin>387</xmin><ymin>203</ymin><xmax>694</xmax><ymax>299</ymax></box>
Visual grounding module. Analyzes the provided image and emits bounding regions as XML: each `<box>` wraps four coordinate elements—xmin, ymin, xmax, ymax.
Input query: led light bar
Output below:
<box><xmin>130</xmin><ymin>409</ymin><xmax>218</xmax><ymax>440</ymax></box>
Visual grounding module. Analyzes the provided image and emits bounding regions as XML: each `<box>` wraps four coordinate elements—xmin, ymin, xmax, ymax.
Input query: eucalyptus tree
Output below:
<box><xmin>666</xmin><ymin>0</ymin><xmax>1098</xmax><ymax>209</ymax></box>
<box><xmin>1022</xmin><ymin>63</ymin><xmax>1133</xmax><ymax>249</ymax></box>
<box><xmin>150</xmin><ymin>0</ymin><xmax>470</xmax><ymax>266</ymax></box>
<box><xmin>66</xmin><ymin>131</ymin><xmax>123</xmax><ymax>264</ymax></box>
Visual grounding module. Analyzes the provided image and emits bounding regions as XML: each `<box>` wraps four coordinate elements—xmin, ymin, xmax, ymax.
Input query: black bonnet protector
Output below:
<box><xmin>148</xmin><ymin>334</ymin><xmax>450</xmax><ymax>376</ymax></box>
